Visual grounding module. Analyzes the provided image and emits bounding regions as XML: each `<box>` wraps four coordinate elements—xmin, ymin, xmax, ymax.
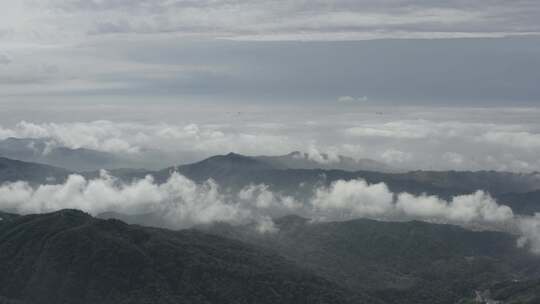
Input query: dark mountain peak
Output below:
<box><xmin>191</xmin><ymin>152</ymin><xmax>275</xmax><ymax>171</ymax></box>
<box><xmin>48</xmin><ymin>208</ymin><xmax>91</xmax><ymax>218</ymax></box>
<box><xmin>223</xmin><ymin>152</ymin><xmax>253</xmax><ymax>160</ymax></box>
<box><xmin>0</xmin><ymin>156</ymin><xmax>68</xmax><ymax>171</ymax></box>
<box><xmin>18</xmin><ymin>209</ymin><xmax>94</xmax><ymax>228</ymax></box>
<box><xmin>221</xmin><ymin>152</ymin><xmax>257</xmax><ymax>162</ymax></box>
<box><xmin>275</xmin><ymin>214</ymin><xmax>310</xmax><ymax>226</ymax></box>
<box><xmin>288</xmin><ymin>151</ymin><xmax>305</xmax><ymax>157</ymax></box>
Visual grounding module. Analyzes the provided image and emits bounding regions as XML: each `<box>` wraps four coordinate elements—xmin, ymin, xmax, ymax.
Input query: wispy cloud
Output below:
<box><xmin>9</xmin><ymin>1</ymin><xmax>540</xmax><ymax>43</ymax></box>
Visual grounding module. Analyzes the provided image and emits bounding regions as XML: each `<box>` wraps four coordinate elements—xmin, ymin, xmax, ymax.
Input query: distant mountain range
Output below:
<box><xmin>254</xmin><ymin>151</ymin><xmax>398</xmax><ymax>173</ymax></box>
<box><xmin>0</xmin><ymin>137</ymin><xmax>397</xmax><ymax>172</ymax></box>
<box><xmin>1</xmin><ymin>150</ymin><xmax>540</xmax><ymax>303</ymax></box>
<box><xmin>0</xmin><ymin>137</ymin><xmax>186</xmax><ymax>172</ymax></box>
<box><xmin>152</xmin><ymin>153</ymin><xmax>540</xmax><ymax>197</ymax></box>
<box><xmin>0</xmin><ymin>138</ymin><xmax>123</xmax><ymax>172</ymax></box>
<box><xmin>0</xmin><ymin>157</ymin><xmax>70</xmax><ymax>185</ymax></box>
<box><xmin>1</xmin><ymin>153</ymin><xmax>540</xmax><ymax>215</ymax></box>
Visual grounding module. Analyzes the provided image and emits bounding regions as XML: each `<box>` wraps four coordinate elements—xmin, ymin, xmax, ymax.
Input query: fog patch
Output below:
<box><xmin>517</xmin><ymin>214</ymin><xmax>540</xmax><ymax>254</ymax></box>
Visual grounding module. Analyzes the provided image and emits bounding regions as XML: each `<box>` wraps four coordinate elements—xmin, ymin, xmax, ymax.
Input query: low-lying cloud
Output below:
<box><xmin>396</xmin><ymin>191</ymin><xmax>514</xmax><ymax>223</ymax></box>
<box><xmin>0</xmin><ymin>171</ymin><xmax>297</xmax><ymax>232</ymax></box>
<box><xmin>517</xmin><ymin>214</ymin><xmax>540</xmax><ymax>254</ymax></box>
<box><xmin>2</xmin><ymin>108</ymin><xmax>540</xmax><ymax>172</ymax></box>
<box><xmin>312</xmin><ymin>180</ymin><xmax>539</xmax><ymax>254</ymax></box>
<box><xmin>312</xmin><ymin>180</ymin><xmax>514</xmax><ymax>223</ymax></box>
<box><xmin>0</xmin><ymin>171</ymin><xmax>247</xmax><ymax>228</ymax></box>
<box><xmin>1</xmin><ymin>173</ymin><xmax>539</xmax><ymax>253</ymax></box>
<box><xmin>313</xmin><ymin>179</ymin><xmax>394</xmax><ymax>218</ymax></box>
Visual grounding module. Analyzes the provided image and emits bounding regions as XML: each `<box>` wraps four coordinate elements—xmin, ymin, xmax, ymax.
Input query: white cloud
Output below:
<box><xmin>0</xmin><ymin>120</ymin><xmax>293</xmax><ymax>157</ymax></box>
<box><xmin>0</xmin><ymin>171</ymin><xmax>254</xmax><ymax>228</ymax></box>
<box><xmin>306</xmin><ymin>145</ymin><xmax>340</xmax><ymax>164</ymax></box>
<box><xmin>337</xmin><ymin>96</ymin><xmax>355</xmax><ymax>103</ymax></box>
<box><xmin>395</xmin><ymin>193</ymin><xmax>447</xmax><ymax>219</ymax></box>
<box><xmin>255</xmin><ymin>216</ymin><xmax>279</xmax><ymax>234</ymax></box>
<box><xmin>478</xmin><ymin>131</ymin><xmax>540</xmax><ymax>150</ymax></box>
<box><xmin>312</xmin><ymin>179</ymin><xmax>394</xmax><ymax>219</ymax></box>
<box><xmin>337</xmin><ymin>96</ymin><xmax>368</xmax><ymax>103</ymax></box>
<box><xmin>0</xmin><ymin>172</ymin><xmax>299</xmax><ymax>231</ymax></box>
<box><xmin>396</xmin><ymin>191</ymin><xmax>514</xmax><ymax>223</ymax></box>
<box><xmin>517</xmin><ymin>214</ymin><xmax>540</xmax><ymax>254</ymax></box>
<box><xmin>0</xmin><ymin>172</ymin><xmax>538</xmax><ymax>253</ymax></box>
<box><xmin>344</xmin><ymin>121</ymin><xmax>433</xmax><ymax>139</ymax></box>
<box><xmin>238</xmin><ymin>183</ymin><xmax>301</xmax><ymax>213</ymax></box>
<box><xmin>311</xmin><ymin>179</ymin><xmax>514</xmax><ymax>224</ymax></box>
<box><xmin>4</xmin><ymin>120</ymin><xmax>140</xmax><ymax>154</ymax></box>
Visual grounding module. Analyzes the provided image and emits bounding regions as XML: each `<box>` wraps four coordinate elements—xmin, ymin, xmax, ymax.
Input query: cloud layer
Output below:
<box><xmin>4</xmin><ymin>0</ymin><xmax>540</xmax><ymax>43</ymax></box>
<box><xmin>1</xmin><ymin>105</ymin><xmax>540</xmax><ymax>172</ymax></box>
<box><xmin>1</xmin><ymin>2</ymin><xmax>539</xmax><ymax>102</ymax></box>
<box><xmin>0</xmin><ymin>171</ymin><xmax>297</xmax><ymax>231</ymax></box>
<box><xmin>312</xmin><ymin>180</ymin><xmax>514</xmax><ymax>224</ymax></box>
<box><xmin>1</xmin><ymin>171</ymin><xmax>539</xmax><ymax>253</ymax></box>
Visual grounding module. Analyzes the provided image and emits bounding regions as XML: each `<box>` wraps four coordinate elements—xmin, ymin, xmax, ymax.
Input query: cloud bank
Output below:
<box><xmin>312</xmin><ymin>180</ymin><xmax>514</xmax><ymax>224</ymax></box>
<box><xmin>1</xmin><ymin>172</ymin><xmax>539</xmax><ymax>253</ymax></box>
<box><xmin>0</xmin><ymin>171</ymin><xmax>297</xmax><ymax>231</ymax></box>
<box><xmin>0</xmin><ymin>171</ymin><xmax>250</xmax><ymax>228</ymax></box>
<box><xmin>2</xmin><ymin>106</ymin><xmax>540</xmax><ymax>172</ymax></box>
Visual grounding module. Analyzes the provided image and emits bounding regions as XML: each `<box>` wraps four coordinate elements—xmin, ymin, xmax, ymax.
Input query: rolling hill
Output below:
<box><xmin>202</xmin><ymin>216</ymin><xmax>540</xmax><ymax>304</ymax></box>
<box><xmin>0</xmin><ymin>210</ymin><xmax>365</xmax><ymax>304</ymax></box>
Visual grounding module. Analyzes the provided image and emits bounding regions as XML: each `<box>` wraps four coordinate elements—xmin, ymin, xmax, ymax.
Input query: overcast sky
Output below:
<box><xmin>1</xmin><ymin>0</ymin><xmax>539</xmax><ymax>103</ymax></box>
<box><xmin>0</xmin><ymin>1</ymin><xmax>539</xmax><ymax>171</ymax></box>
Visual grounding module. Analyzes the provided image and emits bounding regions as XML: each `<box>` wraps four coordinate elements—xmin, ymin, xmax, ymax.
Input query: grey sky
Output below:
<box><xmin>0</xmin><ymin>0</ymin><xmax>539</xmax><ymax>104</ymax></box>
<box><xmin>0</xmin><ymin>1</ymin><xmax>539</xmax><ymax>172</ymax></box>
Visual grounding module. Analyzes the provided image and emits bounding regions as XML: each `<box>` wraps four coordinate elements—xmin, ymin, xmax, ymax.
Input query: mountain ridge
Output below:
<box><xmin>202</xmin><ymin>215</ymin><xmax>540</xmax><ymax>304</ymax></box>
<box><xmin>0</xmin><ymin>209</ymin><xmax>365</xmax><ymax>304</ymax></box>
